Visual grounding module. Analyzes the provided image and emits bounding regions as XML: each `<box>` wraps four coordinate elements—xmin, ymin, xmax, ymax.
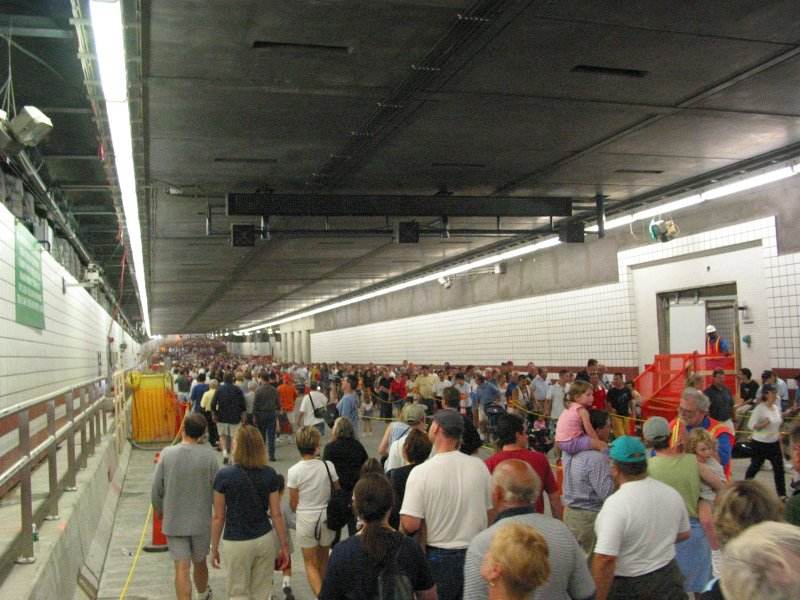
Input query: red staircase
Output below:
<box><xmin>635</xmin><ymin>352</ymin><xmax>737</xmax><ymax>421</ymax></box>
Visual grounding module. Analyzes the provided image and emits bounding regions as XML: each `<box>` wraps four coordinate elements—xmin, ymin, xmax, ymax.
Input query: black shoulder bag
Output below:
<box><xmin>321</xmin><ymin>459</ymin><xmax>352</xmax><ymax>531</ymax></box>
<box><xmin>309</xmin><ymin>393</ymin><xmax>337</xmax><ymax>428</ymax></box>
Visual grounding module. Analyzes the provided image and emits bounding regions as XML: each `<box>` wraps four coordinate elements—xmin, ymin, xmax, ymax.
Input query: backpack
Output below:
<box><xmin>377</xmin><ymin>543</ymin><xmax>414</xmax><ymax>600</ymax></box>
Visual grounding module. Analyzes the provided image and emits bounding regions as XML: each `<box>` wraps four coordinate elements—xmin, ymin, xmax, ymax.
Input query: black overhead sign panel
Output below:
<box><xmin>226</xmin><ymin>193</ymin><xmax>572</xmax><ymax>218</ymax></box>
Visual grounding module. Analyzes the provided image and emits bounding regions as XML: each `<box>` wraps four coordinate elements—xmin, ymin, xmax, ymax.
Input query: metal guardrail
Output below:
<box><xmin>0</xmin><ymin>374</ymin><xmax>123</xmax><ymax>564</ymax></box>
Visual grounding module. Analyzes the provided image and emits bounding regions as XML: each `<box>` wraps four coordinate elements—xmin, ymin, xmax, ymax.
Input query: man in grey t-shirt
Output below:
<box><xmin>152</xmin><ymin>413</ymin><xmax>219</xmax><ymax>600</ymax></box>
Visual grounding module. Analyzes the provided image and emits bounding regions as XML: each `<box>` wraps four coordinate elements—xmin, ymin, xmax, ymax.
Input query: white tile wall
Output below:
<box><xmin>312</xmin><ymin>281</ymin><xmax>635</xmax><ymax>366</ymax></box>
<box><xmin>312</xmin><ymin>216</ymin><xmax>800</xmax><ymax>371</ymax></box>
<box><xmin>0</xmin><ymin>202</ymin><xmax>140</xmax><ymax>410</ymax></box>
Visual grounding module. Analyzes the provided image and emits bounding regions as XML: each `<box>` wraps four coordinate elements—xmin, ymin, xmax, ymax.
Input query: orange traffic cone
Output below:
<box><xmin>144</xmin><ymin>453</ymin><xmax>168</xmax><ymax>553</ymax></box>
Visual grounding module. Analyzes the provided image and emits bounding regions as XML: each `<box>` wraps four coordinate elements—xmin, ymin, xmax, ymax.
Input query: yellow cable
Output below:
<box><xmin>119</xmin><ymin>405</ymin><xmax>187</xmax><ymax>600</ymax></box>
<box><xmin>118</xmin><ymin>504</ymin><xmax>152</xmax><ymax>600</ymax></box>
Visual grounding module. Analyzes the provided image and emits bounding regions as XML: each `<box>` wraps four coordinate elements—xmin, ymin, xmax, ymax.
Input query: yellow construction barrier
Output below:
<box><xmin>130</xmin><ymin>372</ymin><xmax>178</xmax><ymax>442</ymax></box>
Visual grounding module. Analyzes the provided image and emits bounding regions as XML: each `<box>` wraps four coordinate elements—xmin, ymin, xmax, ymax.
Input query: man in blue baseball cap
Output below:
<box><xmin>591</xmin><ymin>436</ymin><xmax>691</xmax><ymax>600</ymax></box>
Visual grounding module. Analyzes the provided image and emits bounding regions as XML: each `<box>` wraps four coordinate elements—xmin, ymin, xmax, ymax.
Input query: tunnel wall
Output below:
<box><xmin>311</xmin><ymin>176</ymin><xmax>800</xmax><ymax>375</ymax></box>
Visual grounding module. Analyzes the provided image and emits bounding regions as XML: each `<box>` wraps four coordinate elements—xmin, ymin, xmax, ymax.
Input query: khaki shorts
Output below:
<box><xmin>167</xmin><ymin>531</ymin><xmax>210</xmax><ymax>563</ymax></box>
<box><xmin>295</xmin><ymin>509</ymin><xmax>336</xmax><ymax>548</ymax></box>
<box><xmin>217</xmin><ymin>422</ymin><xmax>240</xmax><ymax>438</ymax></box>
<box><xmin>223</xmin><ymin>531</ymin><xmax>276</xmax><ymax>600</ymax></box>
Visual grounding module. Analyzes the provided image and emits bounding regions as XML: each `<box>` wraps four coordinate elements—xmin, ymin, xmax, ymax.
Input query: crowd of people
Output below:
<box><xmin>151</xmin><ymin>353</ymin><xmax>800</xmax><ymax>600</ymax></box>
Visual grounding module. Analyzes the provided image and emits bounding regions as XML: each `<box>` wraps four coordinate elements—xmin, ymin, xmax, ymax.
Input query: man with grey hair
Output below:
<box><xmin>669</xmin><ymin>387</ymin><xmax>734</xmax><ymax>477</ymax></box>
<box><xmin>463</xmin><ymin>459</ymin><xmax>595</xmax><ymax>600</ymax></box>
<box><xmin>718</xmin><ymin>521</ymin><xmax>800</xmax><ymax>600</ymax></box>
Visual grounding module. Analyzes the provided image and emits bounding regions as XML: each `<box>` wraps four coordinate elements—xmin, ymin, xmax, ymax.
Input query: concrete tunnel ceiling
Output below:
<box><xmin>7</xmin><ymin>1</ymin><xmax>800</xmax><ymax>336</ymax></box>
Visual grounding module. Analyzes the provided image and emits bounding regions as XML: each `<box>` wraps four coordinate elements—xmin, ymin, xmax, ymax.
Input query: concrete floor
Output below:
<box><xmin>94</xmin><ymin>424</ymin><xmax>390</xmax><ymax>600</ymax></box>
<box><xmin>92</xmin><ymin>421</ymin><xmax>794</xmax><ymax>600</ymax></box>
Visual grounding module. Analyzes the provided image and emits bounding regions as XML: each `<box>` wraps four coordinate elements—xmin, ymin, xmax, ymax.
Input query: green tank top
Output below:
<box><xmin>647</xmin><ymin>454</ymin><xmax>700</xmax><ymax>518</ymax></box>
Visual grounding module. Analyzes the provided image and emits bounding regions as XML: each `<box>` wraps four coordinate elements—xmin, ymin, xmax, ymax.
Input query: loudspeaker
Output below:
<box><xmin>395</xmin><ymin>221</ymin><xmax>420</xmax><ymax>244</ymax></box>
<box><xmin>231</xmin><ymin>224</ymin><xmax>257</xmax><ymax>247</ymax></box>
<box><xmin>558</xmin><ymin>221</ymin><xmax>584</xmax><ymax>243</ymax></box>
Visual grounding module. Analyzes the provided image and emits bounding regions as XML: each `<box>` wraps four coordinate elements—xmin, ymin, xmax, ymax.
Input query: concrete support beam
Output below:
<box><xmin>303</xmin><ymin>330</ymin><xmax>311</xmax><ymax>363</ymax></box>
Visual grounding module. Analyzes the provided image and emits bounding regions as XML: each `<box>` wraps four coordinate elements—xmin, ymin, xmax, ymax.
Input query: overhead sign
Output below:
<box><xmin>15</xmin><ymin>220</ymin><xmax>45</xmax><ymax>329</ymax></box>
<box><xmin>227</xmin><ymin>193</ymin><xmax>573</xmax><ymax>217</ymax></box>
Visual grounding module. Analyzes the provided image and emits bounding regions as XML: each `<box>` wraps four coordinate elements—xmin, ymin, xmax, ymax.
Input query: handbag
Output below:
<box><xmin>321</xmin><ymin>459</ymin><xmax>352</xmax><ymax>531</ymax></box>
<box><xmin>309</xmin><ymin>393</ymin><xmax>337</xmax><ymax>428</ymax></box>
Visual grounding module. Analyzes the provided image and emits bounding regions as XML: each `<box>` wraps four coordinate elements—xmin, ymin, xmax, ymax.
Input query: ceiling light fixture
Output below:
<box><xmin>89</xmin><ymin>0</ymin><xmax>151</xmax><ymax>336</ymax></box>
<box><xmin>586</xmin><ymin>162</ymin><xmax>799</xmax><ymax>234</ymax></box>
<box><xmin>237</xmin><ymin>236</ymin><xmax>561</xmax><ymax>333</ymax></box>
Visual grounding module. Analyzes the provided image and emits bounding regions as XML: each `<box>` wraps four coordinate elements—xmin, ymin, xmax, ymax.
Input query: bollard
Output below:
<box><xmin>144</xmin><ymin>452</ymin><xmax>169</xmax><ymax>553</ymax></box>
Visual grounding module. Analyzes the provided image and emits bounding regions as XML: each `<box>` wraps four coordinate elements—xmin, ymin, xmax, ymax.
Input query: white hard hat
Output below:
<box><xmin>705</xmin><ymin>325</ymin><xmax>717</xmax><ymax>334</ymax></box>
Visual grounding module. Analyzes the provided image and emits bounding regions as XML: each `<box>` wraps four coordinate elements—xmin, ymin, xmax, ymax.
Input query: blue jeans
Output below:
<box><xmin>255</xmin><ymin>413</ymin><xmax>277</xmax><ymax>460</ymax></box>
<box><xmin>426</xmin><ymin>547</ymin><xmax>466</xmax><ymax>600</ymax></box>
<box><xmin>675</xmin><ymin>517</ymin><xmax>712</xmax><ymax>592</ymax></box>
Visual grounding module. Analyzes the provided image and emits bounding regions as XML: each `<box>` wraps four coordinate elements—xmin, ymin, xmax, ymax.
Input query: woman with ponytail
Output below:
<box><xmin>319</xmin><ymin>473</ymin><xmax>436</xmax><ymax>599</ymax></box>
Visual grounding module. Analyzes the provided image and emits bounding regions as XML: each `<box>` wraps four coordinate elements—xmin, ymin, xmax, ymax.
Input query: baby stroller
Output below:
<box><xmin>528</xmin><ymin>418</ymin><xmax>554</xmax><ymax>454</ymax></box>
<box><xmin>484</xmin><ymin>403</ymin><xmax>507</xmax><ymax>445</ymax></box>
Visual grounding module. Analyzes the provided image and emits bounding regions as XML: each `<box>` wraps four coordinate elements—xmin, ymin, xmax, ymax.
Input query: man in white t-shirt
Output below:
<box><xmin>592</xmin><ymin>436</ymin><xmax>690</xmax><ymax>600</ymax></box>
<box><xmin>400</xmin><ymin>409</ymin><xmax>491</xmax><ymax>600</ymax></box>
<box><xmin>295</xmin><ymin>388</ymin><xmax>327</xmax><ymax>434</ymax></box>
<box><xmin>546</xmin><ymin>369</ymin><xmax>570</xmax><ymax>423</ymax></box>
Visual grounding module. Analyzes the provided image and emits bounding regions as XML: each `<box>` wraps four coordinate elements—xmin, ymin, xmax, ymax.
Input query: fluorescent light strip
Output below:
<box><xmin>587</xmin><ymin>162</ymin><xmax>799</xmax><ymax>233</ymax></box>
<box><xmin>235</xmin><ymin>158</ymin><xmax>800</xmax><ymax>334</ymax></box>
<box><xmin>90</xmin><ymin>0</ymin><xmax>151</xmax><ymax>336</ymax></box>
<box><xmin>700</xmin><ymin>165</ymin><xmax>795</xmax><ymax>200</ymax></box>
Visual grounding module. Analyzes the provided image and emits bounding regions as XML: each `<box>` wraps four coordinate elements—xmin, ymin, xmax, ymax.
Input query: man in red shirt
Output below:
<box><xmin>485</xmin><ymin>413</ymin><xmax>563</xmax><ymax>518</ymax></box>
<box><xmin>276</xmin><ymin>374</ymin><xmax>297</xmax><ymax>441</ymax></box>
<box><xmin>390</xmin><ymin>371</ymin><xmax>408</xmax><ymax>415</ymax></box>
<box><xmin>590</xmin><ymin>372</ymin><xmax>607</xmax><ymax>411</ymax></box>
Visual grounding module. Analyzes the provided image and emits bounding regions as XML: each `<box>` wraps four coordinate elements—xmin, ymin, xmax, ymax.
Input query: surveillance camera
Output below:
<box><xmin>84</xmin><ymin>263</ymin><xmax>102</xmax><ymax>284</ymax></box>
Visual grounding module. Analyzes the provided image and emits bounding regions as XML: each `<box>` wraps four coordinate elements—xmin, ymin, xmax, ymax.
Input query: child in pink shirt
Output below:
<box><xmin>555</xmin><ymin>380</ymin><xmax>608</xmax><ymax>453</ymax></box>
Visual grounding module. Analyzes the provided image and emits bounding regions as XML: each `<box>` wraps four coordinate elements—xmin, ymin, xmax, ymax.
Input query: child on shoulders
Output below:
<box><xmin>555</xmin><ymin>381</ymin><xmax>608</xmax><ymax>454</ymax></box>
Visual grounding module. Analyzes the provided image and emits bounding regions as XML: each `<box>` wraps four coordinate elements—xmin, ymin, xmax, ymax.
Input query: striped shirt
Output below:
<box><xmin>463</xmin><ymin>507</ymin><xmax>595</xmax><ymax>600</ymax></box>
<box><xmin>562</xmin><ymin>449</ymin><xmax>615</xmax><ymax>512</ymax></box>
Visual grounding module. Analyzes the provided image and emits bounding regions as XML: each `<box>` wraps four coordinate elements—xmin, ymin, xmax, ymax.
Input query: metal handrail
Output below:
<box><xmin>0</xmin><ymin>373</ymin><xmax>125</xmax><ymax>566</ymax></box>
<box><xmin>0</xmin><ymin>395</ymin><xmax>105</xmax><ymax>490</ymax></box>
<box><xmin>0</xmin><ymin>375</ymin><xmax>107</xmax><ymax>421</ymax></box>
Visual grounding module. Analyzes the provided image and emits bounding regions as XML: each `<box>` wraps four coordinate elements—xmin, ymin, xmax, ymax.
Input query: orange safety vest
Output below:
<box><xmin>706</xmin><ymin>336</ymin><xmax>721</xmax><ymax>354</ymax></box>
<box><xmin>669</xmin><ymin>416</ymin><xmax>735</xmax><ymax>479</ymax></box>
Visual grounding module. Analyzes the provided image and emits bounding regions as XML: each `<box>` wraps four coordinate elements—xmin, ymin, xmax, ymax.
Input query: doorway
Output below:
<box><xmin>657</xmin><ymin>283</ymin><xmax>739</xmax><ymax>364</ymax></box>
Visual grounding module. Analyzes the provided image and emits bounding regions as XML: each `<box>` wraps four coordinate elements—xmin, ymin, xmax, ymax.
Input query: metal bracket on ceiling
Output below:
<box><xmin>595</xmin><ymin>193</ymin><xmax>607</xmax><ymax>239</ymax></box>
<box><xmin>262</xmin><ymin>215</ymin><xmax>271</xmax><ymax>241</ymax></box>
<box><xmin>456</xmin><ymin>14</ymin><xmax>492</xmax><ymax>22</ymax></box>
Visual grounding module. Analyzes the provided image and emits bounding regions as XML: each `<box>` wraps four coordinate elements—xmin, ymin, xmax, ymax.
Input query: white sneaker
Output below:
<box><xmin>197</xmin><ymin>587</ymin><xmax>212</xmax><ymax>600</ymax></box>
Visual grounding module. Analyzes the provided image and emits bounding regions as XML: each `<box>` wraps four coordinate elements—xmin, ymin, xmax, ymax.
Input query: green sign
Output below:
<box><xmin>15</xmin><ymin>221</ymin><xmax>45</xmax><ymax>329</ymax></box>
